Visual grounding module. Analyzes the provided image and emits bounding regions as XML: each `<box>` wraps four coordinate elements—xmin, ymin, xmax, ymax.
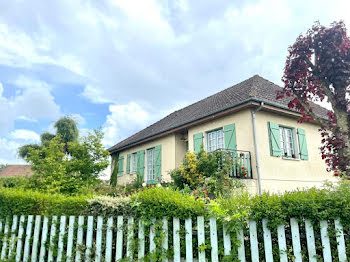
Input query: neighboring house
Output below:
<box><xmin>108</xmin><ymin>75</ymin><xmax>337</xmax><ymax>194</ymax></box>
<box><xmin>0</xmin><ymin>165</ymin><xmax>33</xmax><ymax>177</ymax></box>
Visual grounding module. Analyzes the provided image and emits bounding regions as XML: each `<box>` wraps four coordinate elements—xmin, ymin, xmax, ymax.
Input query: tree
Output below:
<box><xmin>26</xmin><ymin>130</ymin><xmax>109</xmax><ymax>194</ymax></box>
<box><xmin>18</xmin><ymin>116</ymin><xmax>78</xmax><ymax>159</ymax></box>
<box><xmin>278</xmin><ymin>21</ymin><xmax>350</xmax><ymax>177</ymax></box>
<box><xmin>54</xmin><ymin>117</ymin><xmax>79</xmax><ymax>145</ymax></box>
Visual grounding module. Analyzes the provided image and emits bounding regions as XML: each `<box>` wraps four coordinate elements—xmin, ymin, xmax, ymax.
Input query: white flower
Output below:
<box><xmin>142</xmin><ymin>182</ymin><xmax>146</xmax><ymax>187</ymax></box>
<box><xmin>157</xmin><ymin>183</ymin><xmax>162</xmax><ymax>187</ymax></box>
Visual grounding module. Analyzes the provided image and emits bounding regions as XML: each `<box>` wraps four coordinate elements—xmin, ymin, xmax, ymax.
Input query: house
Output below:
<box><xmin>108</xmin><ymin>75</ymin><xmax>337</xmax><ymax>194</ymax></box>
<box><xmin>0</xmin><ymin>165</ymin><xmax>33</xmax><ymax>177</ymax></box>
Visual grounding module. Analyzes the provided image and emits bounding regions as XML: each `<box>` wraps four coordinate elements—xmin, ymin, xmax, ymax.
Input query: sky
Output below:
<box><xmin>0</xmin><ymin>0</ymin><xmax>349</xmax><ymax>167</ymax></box>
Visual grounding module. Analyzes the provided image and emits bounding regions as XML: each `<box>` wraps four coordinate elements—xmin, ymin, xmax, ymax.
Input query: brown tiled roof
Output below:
<box><xmin>0</xmin><ymin>165</ymin><xmax>33</xmax><ymax>177</ymax></box>
<box><xmin>108</xmin><ymin>75</ymin><xmax>328</xmax><ymax>153</ymax></box>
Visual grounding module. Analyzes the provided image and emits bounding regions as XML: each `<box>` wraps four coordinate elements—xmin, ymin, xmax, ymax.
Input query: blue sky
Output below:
<box><xmin>0</xmin><ymin>0</ymin><xmax>349</xmax><ymax>165</ymax></box>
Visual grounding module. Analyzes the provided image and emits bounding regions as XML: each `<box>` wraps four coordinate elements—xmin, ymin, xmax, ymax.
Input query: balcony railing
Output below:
<box><xmin>212</xmin><ymin>149</ymin><xmax>252</xmax><ymax>179</ymax></box>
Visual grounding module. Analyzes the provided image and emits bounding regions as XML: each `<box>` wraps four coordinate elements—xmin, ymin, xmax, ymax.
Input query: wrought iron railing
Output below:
<box><xmin>212</xmin><ymin>149</ymin><xmax>252</xmax><ymax>179</ymax></box>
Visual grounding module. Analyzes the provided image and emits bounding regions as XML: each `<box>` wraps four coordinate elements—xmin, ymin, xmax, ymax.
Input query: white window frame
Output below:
<box><xmin>207</xmin><ymin>129</ymin><xmax>224</xmax><ymax>152</ymax></box>
<box><xmin>131</xmin><ymin>153</ymin><xmax>137</xmax><ymax>173</ymax></box>
<box><xmin>279</xmin><ymin>126</ymin><xmax>297</xmax><ymax>158</ymax></box>
<box><xmin>147</xmin><ymin>148</ymin><xmax>155</xmax><ymax>181</ymax></box>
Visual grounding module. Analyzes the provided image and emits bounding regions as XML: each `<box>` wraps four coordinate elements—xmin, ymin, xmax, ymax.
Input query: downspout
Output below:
<box><xmin>252</xmin><ymin>102</ymin><xmax>264</xmax><ymax>195</ymax></box>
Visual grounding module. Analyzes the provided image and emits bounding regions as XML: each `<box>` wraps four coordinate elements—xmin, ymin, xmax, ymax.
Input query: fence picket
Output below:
<box><xmin>75</xmin><ymin>216</ymin><xmax>84</xmax><ymax>262</ymax></box>
<box><xmin>38</xmin><ymin>216</ymin><xmax>49</xmax><ymax>262</ymax></box>
<box><xmin>8</xmin><ymin>215</ymin><xmax>18</xmax><ymax>258</ymax></box>
<box><xmin>105</xmin><ymin>217</ymin><xmax>113</xmax><ymax>262</ymax></box>
<box><xmin>320</xmin><ymin>220</ymin><xmax>332</xmax><ymax>262</ymax></box>
<box><xmin>1</xmin><ymin>217</ymin><xmax>9</xmax><ymax>259</ymax></box>
<box><xmin>262</xmin><ymin>218</ymin><xmax>273</xmax><ymax>261</ymax></box>
<box><xmin>126</xmin><ymin>217</ymin><xmax>134</xmax><ymax>259</ymax></box>
<box><xmin>277</xmin><ymin>224</ymin><xmax>287</xmax><ymax>262</ymax></box>
<box><xmin>66</xmin><ymin>216</ymin><xmax>75</xmax><ymax>262</ymax></box>
<box><xmin>185</xmin><ymin>218</ymin><xmax>193</xmax><ymax>262</ymax></box>
<box><xmin>162</xmin><ymin>218</ymin><xmax>168</xmax><ymax>262</ymax></box>
<box><xmin>16</xmin><ymin>215</ymin><xmax>25</xmax><ymax>262</ymax></box>
<box><xmin>138</xmin><ymin>220</ymin><xmax>145</xmax><ymax>259</ymax></box>
<box><xmin>249</xmin><ymin>220</ymin><xmax>259</xmax><ymax>262</ymax></box>
<box><xmin>223</xmin><ymin>224</ymin><xmax>231</xmax><ymax>256</ymax></box>
<box><xmin>173</xmin><ymin>217</ymin><xmax>180</xmax><ymax>262</ymax></box>
<box><xmin>334</xmin><ymin>219</ymin><xmax>347</xmax><ymax>262</ymax></box>
<box><xmin>150</xmin><ymin>218</ymin><xmax>156</xmax><ymax>254</ymax></box>
<box><xmin>23</xmin><ymin>215</ymin><xmax>34</xmax><ymax>262</ymax></box>
<box><xmin>290</xmin><ymin>218</ymin><xmax>302</xmax><ymax>262</ymax></box>
<box><xmin>305</xmin><ymin>219</ymin><xmax>316</xmax><ymax>262</ymax></box>
<box><xmin>85</xmin><ymin>216</ymin><xmax>94</xmax><ymax>262</ymax></box>
<box><xmin>237</xmin><ymin>228</ymin><xmax>246</xmax><ymax>262</ymax></box>
<box><xmin>197</xmin><ymin>216</ymin><xmax>205</xmax><ymax>262</ymax></box>
<box><xmin>57</xmin><ymin>216</ymin><xmax>67</xmax><ymax>262</ymax></box>
<box><xmin>31</xmin><ymin>215</ymin><xmax>41</xmax><ymax>262</ymax></box>
<box><xmin>210</xmin><ymin>217</ymin><xmax>219</xmax><ymax>262</ymax></box>
<box><xmin>116</xmin><ymin>216</ymin><xmax>124</xmax><ymax>261</ymax></box>
<box><xmin>95</xmin><ymin>216</ymin><xmax>103</xmax><ymax>262</ymax></box>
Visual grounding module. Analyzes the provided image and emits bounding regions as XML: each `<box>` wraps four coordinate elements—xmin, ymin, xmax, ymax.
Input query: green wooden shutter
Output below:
<box><xmin>126</xmin><ymin>154</ymin><xmax>131</xmax><ymax>174</ymax></box>
<box><xmin>118</xmin><ymin>156</ymin><xmax>124</xmax><ymax>176</ymax></box>
<box><xmin>154</xmin><ymin>145</ymin><xmax>162</xmax><ymax>183</ymax></box>
<box><xmin>297</xmin><ymin>128</ymin><xmax>309</xmax><ymax>160</ymax></box>
<box><xmin>137</xmin><ymin>150</ymin><xmax>145</xmax><ymax>181</ymax></box>
<box><xmin>224</xmin><ymin>123</ymin><xmax>237</xmax><ymax>151</ymax></box>
<box><xmin>268</xmin><ymin>122</ymin><xmax>281</xmax><ymax>157</ymax></box>
<box><xmin>193</xmin><ymin>132</ymin><xmax>203</xmax><ymax>153</ymax></box>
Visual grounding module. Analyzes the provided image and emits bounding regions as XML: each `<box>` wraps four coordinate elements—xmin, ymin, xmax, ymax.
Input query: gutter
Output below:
<box><xmin>252</xmin><ymin>102</ymin><xmax>264</xmax><ymax>195</ymax></box>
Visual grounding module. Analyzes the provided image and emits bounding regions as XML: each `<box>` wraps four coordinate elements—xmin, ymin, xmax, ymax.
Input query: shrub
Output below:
<box><xmin>0</xmin><ymin>188</ymin><xmax>89</xmax><ymax>216</ymax></box>
<box><xmin>0</xmin><ymin>177</ymin><xmax>31</xmax><ymax>189</ymax></box>
<box><xmin>86</xmin><ymin>195</ymin><xmax>136</xmax><ymax>217</ymax></box>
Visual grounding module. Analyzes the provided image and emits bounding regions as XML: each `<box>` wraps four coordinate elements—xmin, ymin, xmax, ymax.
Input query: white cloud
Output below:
<box><xmin>70</xmin><ymin>113</ymin><xmax>86</xmax><ymax>125</ymax></box>
<box><xmin>9</xmin><ymin>129</ymin><xmax>40</xmax><ymax>142</ymax></box>
<box><xmin>102</xmin><ymin>102</ymin><xmax>151</xmax><ymax>146</ymax></box>
<box><xmin>0</xmin><ymin>138</ymin><xmax>25</xmax><ymax>165</ymax></box>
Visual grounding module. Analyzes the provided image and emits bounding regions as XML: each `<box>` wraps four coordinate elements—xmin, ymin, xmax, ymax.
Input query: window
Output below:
<box><xmin>131</xmin><ymin>153</ymin><xmax>137</xmax><ymax>173</ymax></box>
<box><xmin>207</xmin><ymin>129</ymin><xmax>224</xmax><ymax>152</ymax></box>
<box><xmin>279</xmin><ymin>127</ymin><xmax>296</xmax><ymax>158</ymax></box>
<box><xmin>147</xmin><ymin>148</ymin><xmax>155</xmax><ymax>181</ymax></box>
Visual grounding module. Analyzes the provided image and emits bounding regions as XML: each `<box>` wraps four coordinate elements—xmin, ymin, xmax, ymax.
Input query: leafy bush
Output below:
<box><xmin>170</xmin><ymin>149</ymin><xmax>245</xmax><ymax>199</ymax></box>
<box><xmin>86</xmin><ymin>196</ymin><xmax>136</xmax><ymax>217</ymax></box>
<box><xmin>0</xmin><ymin>188</ymin><xmax>89</xmax><ymax>216</ymax></box>
<box><xmin>131</xmin><ymin>186</ymin><xmax>206</xmax><ymax>219</ymax></box>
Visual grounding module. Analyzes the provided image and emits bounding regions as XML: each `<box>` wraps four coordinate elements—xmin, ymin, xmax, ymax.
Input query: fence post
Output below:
<box><xmin>277</xmin><ymin>224</ymin><xmax>287</xmax><ymax>262</ymax></box>
<box><xmin>173</xmin><ymin>217</ymin><xmax>180</xmax><ymax>262</ymax></box>
<box><xmin>126</xmin><ymin>217</ymin><xmax>134</xmax><ymax>259</ymax></box>
<box><xmin>334</xmin><ymin>219</ymin><xmax>347</xmax><ymax>262</ymax></box>
<box><xmin>262</xmin><ymin>219</ymin><xmax>273</xmax><ymax>261</ymax></box>
<box><xmin>31</xmin><ymin>215</ymin><xmax>41</xmax><ymax>262</ymax></box>
<box><xmin>75</xmin><ymin>216</ymin><xmax>84</xmax><ymax>262</ymax></box>
<box><xmin>85</xmin><ymin>216</ymin><xmax>94</xmax><ymax>262</ymax></box>
<box><xmin>249</xmin><ymin>220</ymin><xmax>259</xmax><ymax>262</ymax></box>
<box><xmin>38</xmin><ymin>216</ymin><xmax>48</xmax><ymax>262</ymax></box>
<box><xmin>290</xmin><ymin>218</ymin><xmax>302</xmax><ymax>262</ymax></box>
<box><xmin>95</xmin><ymin>216</ymin><xmax>103</xmax><ymax>262</ymax></box>
<box><xmin>305</xmin><ymin>219</ymin><xmax>316</xmax><ymax>262</ymax></box>
<box><xmin>16</xmin><ymin>215</ymin><xmax>26</xmax><ymax>262</ymax></box>
<box><xmin>8</xmin><ymin>215</ymin><xmax>18</xmax><ymax>259</ymax></box>
<box><xmin>66</xmin><ymin>216</ymin><xmax>75</xmax><ymax>262</ymax></box>
<box><xmin>320</xmin><ymin>220</ymin><xmax>332</xmax><ymax>262</ymax></box>
<box><xmin>24</xmin><ymin>215</ymin><xmax>34</xmax><ymax>262</ymax></box>
<box><xmin>197</xmin><ymin>216</ymin><xmax>205</xmax><ymax>262</ymax></box>
<box><xmin>185</xmin><ymin>218</ymin><xmax>193</xmax><ymax>262</ymax></box>
<box><xmin>223</xmin><ymin>224</ymin><xmax>231</xmax><ymax>256</ymax></box>
<box><xmin>162</xmin><ymin>218</ymin><xmax>168</xmax><ymax>262</ymax></box>
<box><xmin>105</xmin><ymin>217</ymin><xmax>114</xmax><ymax>262</ymax></box>
<box><xmin>116</xmin><ymin>216</ymin><xmax>124</xmax><ymax>261</ymax></box>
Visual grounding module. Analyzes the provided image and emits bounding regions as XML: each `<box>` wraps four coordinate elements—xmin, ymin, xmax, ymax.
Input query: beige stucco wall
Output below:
<box><xmin>116</xmin><ymin>134</ymin><xmax>176</xmax><ymax>185</ymax></box>
<box><xmin>255</xmin><ymin>110</ymin><xmax>338</xmax><ymax>193</ymax></box>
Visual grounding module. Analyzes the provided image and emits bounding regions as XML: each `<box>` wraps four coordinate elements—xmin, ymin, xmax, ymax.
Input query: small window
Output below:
<box><xmin>131</xmin><ymin>153</ymin><xmax>137</xmax><ymax>173</ymax></box>
<box><xmin>207</xmin><ymin>129</ymin><xmax>224</xmax><ymax>152</ymax></box>
<box><xmin>147</xmin><ymin>148</ymin><xmax>155</xmax><ymax>181</ymax></box>
<box><xmin>279</xmin><ymin>127</ymin><xmax>296</xmax><ymax>158</ymax></box>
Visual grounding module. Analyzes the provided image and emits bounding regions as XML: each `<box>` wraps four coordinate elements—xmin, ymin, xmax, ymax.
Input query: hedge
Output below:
<box><xmin>0</xmin><ymin>188</ymin><xmax>89</xmax><ymax>216</ymax></box>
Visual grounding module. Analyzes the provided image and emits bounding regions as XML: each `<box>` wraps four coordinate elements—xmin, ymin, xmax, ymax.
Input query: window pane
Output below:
<box><xmin>147</xmin><ymin>148</ymin><xmax>155</xmax><ymax>180</ymax></box>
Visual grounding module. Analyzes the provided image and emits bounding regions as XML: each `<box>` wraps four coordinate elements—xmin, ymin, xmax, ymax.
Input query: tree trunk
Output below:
<box><xmin>334</xmin><ymin>108</ymin><xmax>350</xmax><ymax>178</ymax></box>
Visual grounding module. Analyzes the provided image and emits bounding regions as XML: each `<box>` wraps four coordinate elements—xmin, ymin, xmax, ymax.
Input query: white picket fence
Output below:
<box><xmin>0</xmin><ymin>215</ymin><xmax>348</xmax><ymax>261</ymax></box>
